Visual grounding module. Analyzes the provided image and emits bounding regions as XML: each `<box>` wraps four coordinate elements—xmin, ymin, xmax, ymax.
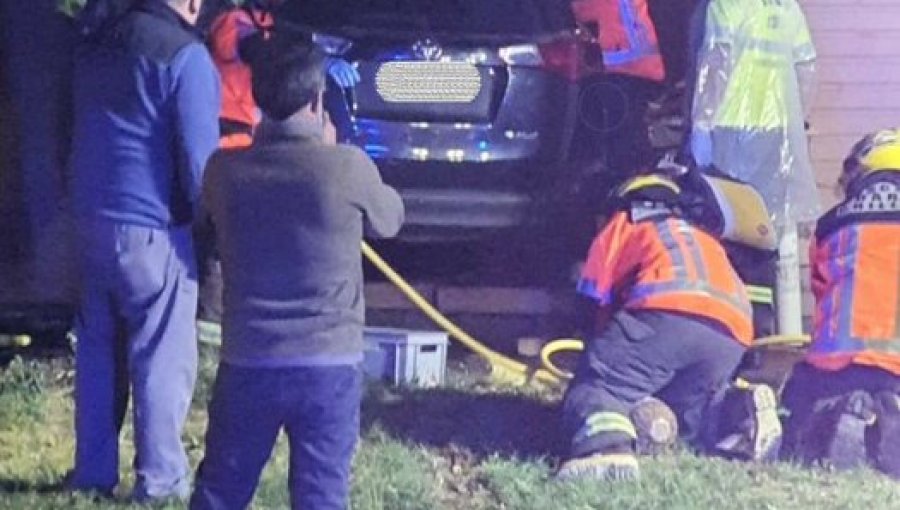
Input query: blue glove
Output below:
<box><xmin>326</xmin><ymin>58</ymin><xmax>360</xmax><ymax>89</ymax></box>
<box><xmin>690</xmin><ymin>128</ymin><xmax>713</xmax><ymax>167</ymax></box>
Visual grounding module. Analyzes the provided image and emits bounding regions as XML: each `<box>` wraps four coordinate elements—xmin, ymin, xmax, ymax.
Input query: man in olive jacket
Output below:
<box><xmin>190</xmin><ymin>38</ymin><xmax>404</xmax><ymax>510</ymax></box>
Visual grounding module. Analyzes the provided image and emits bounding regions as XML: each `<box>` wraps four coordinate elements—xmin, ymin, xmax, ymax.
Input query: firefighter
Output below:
<box><xmin>780</xmin><ymin>129</ymin><xmax>900</xmax><ymax>478</ymax></box>
<box><xmin>208</xmin><ymin>0</ymin><xmax>360</xmax><ymax>150</ymax></box>
<box><xmin>558</xmin><ymin>169</ymin><xmax>781</xmax><ymax>482</ymax></box>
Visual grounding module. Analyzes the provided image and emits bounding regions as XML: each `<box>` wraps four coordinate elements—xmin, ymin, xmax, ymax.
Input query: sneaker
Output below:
<box><xmin>871</xmin><ymin>391</ymin><xmax>900</xmax><ymax>479</ymax></box>
<box><xmin>822</xmin><ymin>390</ymin><xmax>875</xmax><ymax>471</ymax></box>
<box><xmin>714</xmin><ymin>383</ymin><xmax>782</xmax><ymax>461</ymax></box>
<box><xmin>630</xmin><ymin>397</ymin><xmax>678</xmax><ymax>455</ymax></box>
<box><xmin>556</xmin><ymin>453</ymin><xmax>640</xmax><ymax>483</ymax></box>
<box><xmin>748</xmin><ymin>384</ymin><xmax>783</xmax><ymax>461</ymax></box>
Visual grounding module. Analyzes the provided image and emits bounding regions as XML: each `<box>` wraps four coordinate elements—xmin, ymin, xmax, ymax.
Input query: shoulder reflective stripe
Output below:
<box><xmin>819</xmin><ymin>232</ymin><xmax>842</xmax><ymax>344</ymax></box>
<box><xmin>836</xmin><ymin>226</ymin><xmax>861</xmax><ymax>343</ymax></box>
<box><xmin>618</xmin><ymin>0</ymin><xmax>642</xmax><ymax>48</ymax></box>
<box><xmin>603</xmin><ymin>0</ymin><xmax>659</xmax><ymax>67</ymax></box>
<box><xmin>629</xmin><ymin>281</ymin><xmax>752</xmax><ymax>317</ymax></box>
<box><xmin>574</xmin><ymin>412</ymin><xmax>638</xmax><ymax>445</ymax></box>
<box><xmin>604</xmin><ymin>45</ymin><xmax>660</xmax><ymax>67</ymax></box>
<box><xmin>576</xmin><ymin>278</ymin><xmax>613</xmax><ymax>305</ymax></box>
<box><xmin>655</xmin><ymin>220</ymin><xmax>689</xmax><ymax>281</ymax></box>
<box><xmin>746</xmin><ymin>285</ymin><xmax>774</xmax><ymax>305</ymax></box>
<box><xmin>678</xmin><ymin>225</ymin><xmax>709</xmax><ymax>282</ymax></box>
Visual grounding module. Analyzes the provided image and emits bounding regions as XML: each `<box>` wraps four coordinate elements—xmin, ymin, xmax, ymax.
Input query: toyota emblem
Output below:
<box><xmin>412</xmin><ymin>38</ymin><xmax>443</xmax><ymax>61</ymax></box>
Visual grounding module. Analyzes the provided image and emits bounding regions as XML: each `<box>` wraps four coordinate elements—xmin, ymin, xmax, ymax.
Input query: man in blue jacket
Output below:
<box><xmin>67</xmin><ymin>0</ymin><xmax>220</xmax><ymax>502</ymax></box>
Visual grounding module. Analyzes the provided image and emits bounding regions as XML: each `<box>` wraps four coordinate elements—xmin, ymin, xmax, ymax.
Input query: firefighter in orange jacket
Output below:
<box><xmin>569</xmin><ymin>0</ymin><xmax>666</xmax><ymax>180</ymax></box>
<box><xmin>207</xmin><ymin>0</ymin><xmax>359</xmax><ymax>150</ymax></box>
<box><xmin>208</xmin><ymin>2</ymin><xmax>276</xmax><ymax>149</ymax></box>
<box><xmin>557</xmin><ymin>171</ymin><xmax>781</xmax><ymax>482</ymax></box>
<box><xmin>780</xmin><ymin>129</ymin><xmax>900</xmax><ymax>478</ymax></box>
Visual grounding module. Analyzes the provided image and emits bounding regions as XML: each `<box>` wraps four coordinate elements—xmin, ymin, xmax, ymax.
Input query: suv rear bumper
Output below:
<box><xmin>395</xmin><ymin>188</ymin><xmax>533</xmax><ymax>241</ymax></box>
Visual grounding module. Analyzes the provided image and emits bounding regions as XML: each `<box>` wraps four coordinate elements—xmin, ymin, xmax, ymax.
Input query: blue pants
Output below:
<box><xmin>562</xmin><ymin>310</ymin><xmax>745</xmax><ymax>457</ymax></box>
<box><xmin>72</xmin><ymin>220</ymin><xmax>198</xmax><ymax>499</ymax></box>
<box><xmin>190</xmin><ymin>363</ymin><xmax>362</xmax><ymax>510</ymax></box>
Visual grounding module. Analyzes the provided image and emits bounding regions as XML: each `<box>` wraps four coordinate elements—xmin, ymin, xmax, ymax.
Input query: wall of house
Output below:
<box><xmin>805</xmin><ymin>0</ymin><xmax>900</xmax><ymax>207</ymax></box>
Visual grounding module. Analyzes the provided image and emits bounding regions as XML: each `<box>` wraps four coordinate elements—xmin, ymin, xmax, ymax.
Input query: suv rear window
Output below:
<box><xmin>279</xmin><ymin>0</ymin><xmax>573</xmax><ymax>38</ymax></box>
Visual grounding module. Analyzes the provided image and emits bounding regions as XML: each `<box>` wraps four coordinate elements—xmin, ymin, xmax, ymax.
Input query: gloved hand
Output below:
<box><xmin>690</xmin><ymin>128</ymin><xmax>713</xmax><ymax>168</ymax></box>
<box><xmin>326</xmin><ymin>58</ymin><xmax>360</xmax><ymax>89</ymax></box>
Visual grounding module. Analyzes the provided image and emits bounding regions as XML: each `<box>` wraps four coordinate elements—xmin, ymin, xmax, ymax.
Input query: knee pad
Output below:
<box><xmin>630</xmin><ymin>397</ymin><xmax>678</xmax><ymax>455</ymax></box>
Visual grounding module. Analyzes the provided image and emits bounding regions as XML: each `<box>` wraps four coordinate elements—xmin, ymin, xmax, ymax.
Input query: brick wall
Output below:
<box><xmin>804</xmin><ymin>0</ymin><xmax>900</xmax><ymax>208</ymax></box>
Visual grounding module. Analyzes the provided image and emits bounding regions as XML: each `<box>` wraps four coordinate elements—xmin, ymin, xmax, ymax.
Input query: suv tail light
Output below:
<box><xmin>500</xmin><ymin>37</ymin><xmax>598</xmax><ymax>82</ymax></box>
<box><xmin>313</xmin><ymin>33</ymin><xmax>353</xmax><ymax>56</ymax></box>
<box><xmin>537</xmin><ymin>38</ymin><xmax>581</xmax><ymax>81</ymax></box>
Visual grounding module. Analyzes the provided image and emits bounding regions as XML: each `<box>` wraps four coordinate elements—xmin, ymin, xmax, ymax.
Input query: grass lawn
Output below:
<box><xmin>2</xmin><ymin>350</ymin><xmax>899</xmax><ymax>509</ymax></box>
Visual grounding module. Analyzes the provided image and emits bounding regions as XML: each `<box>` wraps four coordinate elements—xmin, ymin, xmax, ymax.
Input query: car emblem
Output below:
<box><xmin>412</xmin><ymin>38</ymin><xmax>443</xmax><ymax>61</ymax></box>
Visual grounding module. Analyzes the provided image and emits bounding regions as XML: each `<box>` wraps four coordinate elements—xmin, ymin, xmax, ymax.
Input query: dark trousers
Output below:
<box><xmin>190</xmin><ymin>363</ymin><xmax>362</xmax><ymax>510</ymax></box>
<box><xmin>781</xmin><ymin>362</ymin><xmax>900</xmax><ymax>458</ymax></box>
<box><xmin>562</xmin><ymin>310</ymin><xmax>745</xmax><ymax>458</ymax></box>
<box><xmin>73</xmin><ymin>220</ymin><xmax>198</xmax><ymax>499</ymax></box>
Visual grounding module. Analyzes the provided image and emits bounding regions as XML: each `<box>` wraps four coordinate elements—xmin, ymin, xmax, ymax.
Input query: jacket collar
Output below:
<box><xmin>136</xmin><ymin>0</ymin><xmax>199</xmax><ymax>37</ymax></box>
<box><xmin>254</xmin><ymin>116</ymin><xmax>324</xmax><ymax>144</ymax></box>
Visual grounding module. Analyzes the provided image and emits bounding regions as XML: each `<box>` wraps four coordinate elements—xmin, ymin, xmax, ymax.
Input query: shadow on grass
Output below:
<box><xmin>362</xmin><ymin>385</ymin><xmax>566</xmax><ymax>461</ymax></box>
<box><xmin>0</xmin><ymin>478</ymin><xmax>64</xmax><ymax>494</ymax></box>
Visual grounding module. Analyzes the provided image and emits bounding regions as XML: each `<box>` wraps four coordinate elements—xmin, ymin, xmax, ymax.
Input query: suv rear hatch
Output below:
<box><xmin>279</xmin><ymin>0</ymin><xmax>578</xmax><ymax>127</ymax></box>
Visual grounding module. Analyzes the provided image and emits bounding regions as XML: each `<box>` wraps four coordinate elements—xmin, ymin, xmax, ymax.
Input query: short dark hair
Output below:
<box><xmin>250</xmin><ymin>35</ymin><xmax>326</xmax><ymax>121</ymax></box>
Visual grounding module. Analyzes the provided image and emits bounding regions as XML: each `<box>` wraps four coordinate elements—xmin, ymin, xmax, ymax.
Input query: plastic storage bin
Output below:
<box><xmin>363</xmin><ymin>327</ymin><xmax>448</xmax><ymax>387</ymax></box>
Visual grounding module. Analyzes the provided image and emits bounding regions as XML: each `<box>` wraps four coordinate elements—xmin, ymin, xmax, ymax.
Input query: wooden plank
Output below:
<box><xmin>809</xmin><ymin>109</ymin><xmax>900</xmax><ymax>135</ymax></box>
<box><xmin>805</xmin><ymin>0</ymin><xmax>899</xmax><ymax>5</ymax></box>
<box><xmin>804</xmin><ymin>6</ymin><xmax>900</xmax><ymax>30</ymax></box>
<box><xmin>815</xmin><ymin>83</ymin><xmax>900</xmax><ymax>110</ymax></box>
<box><xmin>808</xmin><ymin>31</ymin><xmax>900</xmax><ymax>57</ymax></box>
<box><xmin>810</xmin><ymin>133</ymin><xmax>872</xmax><ymax>161</ymax></box>
<box><xmin>816</xmin><ymin>57</ymin><xmax>900</xmax><ymax>84</ymax></box>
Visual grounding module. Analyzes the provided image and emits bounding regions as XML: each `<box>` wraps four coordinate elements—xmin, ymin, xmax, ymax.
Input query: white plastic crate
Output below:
<box><xmin>362</xmin><ymin>327</ymin><xmax>448</xmax><ymax>387</ymax></box>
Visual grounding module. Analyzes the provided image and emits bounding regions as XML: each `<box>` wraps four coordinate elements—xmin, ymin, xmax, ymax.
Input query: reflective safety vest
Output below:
<box><xmin>208</xmin><ymin>8</ymin><xmax>273</xmax><ymax>148</ymax></box>
<box><xmin>807</xmin><ymin>175</ymin><xmax>900</xmax><ymax>374</ymax></box>
<box><xmin>578</xmin><ymin>210</ymin><xmax>753</xmax><ymax>344</ymax></box>
<box><xmin>571</xmin><ymin>0</ymin><xmax>665</xmax><ymax>82</ymax></box>
<box><xmin>702</xmin><ymin>0</ymin><xmax>815</xmax><ymax>129</ymax></box>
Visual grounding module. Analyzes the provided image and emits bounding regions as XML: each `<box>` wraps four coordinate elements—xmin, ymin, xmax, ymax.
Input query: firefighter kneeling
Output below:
<box><xmin>558</xmin><ymin>169</ymin><xmax>782</xmax><ymax>482</ymax></box>
<box><xmin>779</xmin><ymin>129</ymin><xmax>900</xmax><ymax>478</ymax></box>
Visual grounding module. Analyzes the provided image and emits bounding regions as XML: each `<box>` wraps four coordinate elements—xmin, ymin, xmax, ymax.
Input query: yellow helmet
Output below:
<box><xmin>841</xmin><ymin>128</ymin><xmax>900</xmax><ymax>191</ymax></box>
<box><xmin>614</xmin><ymin>174</ymin><xmax>681</xmax><ymax>201</ymax></box>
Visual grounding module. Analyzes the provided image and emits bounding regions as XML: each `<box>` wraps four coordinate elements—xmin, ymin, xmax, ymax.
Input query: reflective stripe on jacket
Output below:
<box><xmin>571</xmin><ymin>0</ymin><xmax>665</xmax><ymax>82</ymax></box>
<box><xmin>703</xmin><ymin>0</ymin><xmax>815</xmax><ymax>128</ymax></box>
<box><xmin>578</xmin><ymin>211</ymin><xmax>753</xmax><ymax>344</ymax></box>
<box><xmin>807</xmin><ymin>177</ymin><xmax>900</xmax><ymax>374</ymax></box>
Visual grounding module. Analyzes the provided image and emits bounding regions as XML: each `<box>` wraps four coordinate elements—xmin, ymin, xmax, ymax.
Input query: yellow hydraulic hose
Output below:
<box><xmin>361</xmin><ymin>241</ymin><xmax>564</xmax><ymax>387</ymax></box>
<box><xmin>539</xmin><ymin>334</ymin><xmax>811</xmax><ymax>381</ymax></box>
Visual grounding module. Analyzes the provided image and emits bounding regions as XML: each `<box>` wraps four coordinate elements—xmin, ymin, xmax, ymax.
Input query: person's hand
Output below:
<box><xmin>323</xmin><ymin>111</ymin><xmax>337</xmax><ymax>146</ymax></box>
<box><xmin>690</xmin><ymin>128</ymin><xmax>713</xmax><ymax>168</ymax></box>
<box><xmin>326</xmin><ymin>58</ymin><xmax>360</xmax><ymax>89</ymax></box>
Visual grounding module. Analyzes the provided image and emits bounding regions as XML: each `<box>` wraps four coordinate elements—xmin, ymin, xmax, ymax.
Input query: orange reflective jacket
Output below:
<box><xmin>208</xmin><ymin>8</ymin><xmax>273</xmax><ymax>147</ymax></box>
<box><xmin>579</xmin><ymin>211</ymin><xmax>753</xmax><ymax>344</ymax></box>
<box><xmin>570</xmin><ymin>0</ymin><xmax>665</xmax><ymax>82</ymax></box>
<box><xmin>806</xmin><ymin>176</ymin><xmax>900</xmax><ymax>374</ymax></box>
